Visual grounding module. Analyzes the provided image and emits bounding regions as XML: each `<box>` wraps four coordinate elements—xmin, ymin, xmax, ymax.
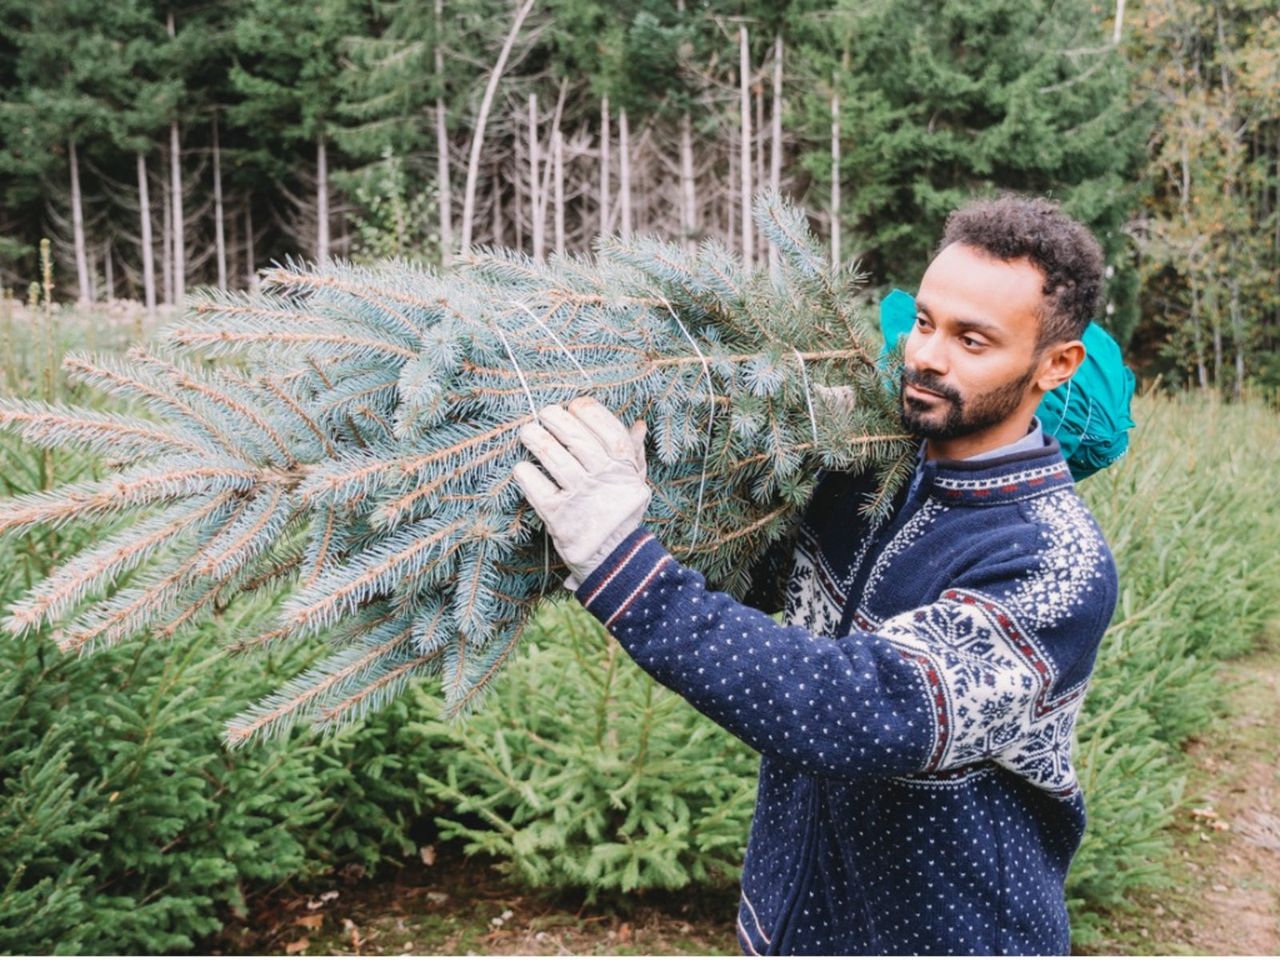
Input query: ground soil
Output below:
<box><xmin>211</xmin><ymin>638</ymin><xmax>1279</xmax><ymax>957</ymax></box>
<box><xmin>211</xmin><ymin>849</ymin><xmax>739</xmax><ymax>956</ymax></box>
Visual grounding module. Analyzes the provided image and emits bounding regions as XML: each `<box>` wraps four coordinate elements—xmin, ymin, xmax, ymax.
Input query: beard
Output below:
<box><xmin>899</xmin><ymin>363</ymin><xmax>1036</xmax><ymax>441</ymax></box>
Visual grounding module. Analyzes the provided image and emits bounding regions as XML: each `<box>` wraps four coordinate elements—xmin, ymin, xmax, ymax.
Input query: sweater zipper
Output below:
<box><xmin>835</xmin><ymin>464</ymin><xmax>933</xmax><ymax>637</ymax></box>
<box><xmin>768</xmin><ymin>778</ymin><xmax>824</xmax><ymax>955</ymax></box>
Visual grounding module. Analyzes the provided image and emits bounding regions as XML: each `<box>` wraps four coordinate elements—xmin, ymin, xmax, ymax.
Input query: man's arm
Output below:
<box><xmin>513</xmin><ymin>396</ymin><xmax>1116</xmax><ymax>787</ymax></box>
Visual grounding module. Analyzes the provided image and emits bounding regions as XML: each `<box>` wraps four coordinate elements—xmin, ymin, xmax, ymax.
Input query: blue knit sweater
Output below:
<box><xmin>574</xmin><ymin>437</ymin><xmax>1118</xmax><ymax>956</ymax></box>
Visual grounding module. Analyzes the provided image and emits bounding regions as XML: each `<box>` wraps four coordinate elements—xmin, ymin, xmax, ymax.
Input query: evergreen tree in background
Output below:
<box><xmin>788</xmin><ymin>0</ymin><xmax>1144</xmax><ymax>340</ymax></box>
<box><xmin>0</xmin><ymin>194</ymin><xmax>914</xmax><ymax>746</ymax></box>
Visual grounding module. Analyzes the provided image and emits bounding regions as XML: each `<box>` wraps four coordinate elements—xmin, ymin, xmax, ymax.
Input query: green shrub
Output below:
<box><xmin>412</xmin><ymin>599</ymin><xmax>758</xmax><ymax>898</ymax></box>
<box><xmin>1068</xmin><ymin>392</ymin><xmax>1280</xmax><ymax>941</ymax></box>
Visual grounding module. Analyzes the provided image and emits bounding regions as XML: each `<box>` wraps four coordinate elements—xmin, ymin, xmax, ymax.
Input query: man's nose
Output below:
<box><xmin>907</xmin><ymin>328</ymin><xmax>948</xmax><ymax>375</ymax></box>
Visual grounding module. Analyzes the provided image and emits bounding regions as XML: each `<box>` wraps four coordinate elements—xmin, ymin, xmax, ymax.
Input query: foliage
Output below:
<box><xmin>1125</xmin><ymin>0</ymin><xmax>1280</xmax><ymax>394</ymax></box>
<box><xmin>1066</xmin><ymin>391</ymin><xmax>1280</xmax><ymax>942</ymax></box>
<box><xmin>413</xmin><ymin>598</ymin><xmax>759</xmax><ymax>898</ymax></box>
<box><xmin>342</xmin><ymin>149</ymin><xmax>441</xmax><ymax>265</ymax></box>
<box><xmin>0</xmin><ymin>196</ymin><xmax>914</xmax><ymax>746</ymax></box>
<box><xmin>786</xmin><ymin>0</ymin><xmax>1146</xmax><ymax>341</ymax></box>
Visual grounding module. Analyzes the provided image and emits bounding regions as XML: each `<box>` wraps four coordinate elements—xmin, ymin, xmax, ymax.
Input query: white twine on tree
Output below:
<box><xmin>509</xmin><ymin>300</ymin><xmax>589</xmax><ymax>382</ymax></box>
<box><xmin>657</xmin><ymin>293</ymin><xmax>715</xmax><ymax>548</ymax></box>
<box><xmin>494</xmin><ymin>324</ymin><xmax>540</xmax><ymax>423</ymax></box>
<box><xmin>493</xmin><ymin>321</ymin><xmax>553</xmax><ymax>588</ymax></box>
<box><xmin>792</xmin><ymin>348</ymin><xmax>820</xmax><ymax>445</ymax></box>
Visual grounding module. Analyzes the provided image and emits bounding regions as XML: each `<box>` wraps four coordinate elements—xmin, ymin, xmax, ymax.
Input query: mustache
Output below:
<box><xmin>901</xmin><ymin>367</ymin><xmax>962</xmax><ymax>404</ymax></box>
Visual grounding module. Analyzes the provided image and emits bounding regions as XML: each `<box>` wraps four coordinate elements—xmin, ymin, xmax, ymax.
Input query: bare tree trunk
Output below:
<box><xmin>212</xmin><ymin>112</ymin><xmax>227</xmax><ymax>290</ymax></box>
<box><xmin>169</xmin><ymin>119</ymin><xmax>185</xmax><ymax>303</ymax></box>
<box><xmin>618</xmin><ymin>107</ymin><xmax>632</xmax><ymax>239</ymax></box>
<box><xmin>1190</xmin><ymin>276</ymin><xmax>1208</xmax><ymax>389</ymax></box>
<box><xmin>680</xmin><ymin>112</ymin><xmax>696</xmax><ymax>252</ymax></box>
<box><xmin>754</xmin><ymin>71</ymin><xmax>765</xmax><ymax>259</ymax></box>
<box><xmin>137</xmin><ymin>153</ymin><xmax>156</xmax><ymax>315</ymax></box>
<box><xmin>830</xmin><ymin>81</ymin><xmax>841</xmax><ymax>268</ymax></box>
<box><xmin>738</xmin><ymin>25</ymin><xmax>753</xmax><ymax>269</ymax></box>
<box><xmin>727</xmin><ymin>128</ymin><xmax>737</xmax><ymax>252</ymax></box>
<box><xmin>167</xmin><ymin>9</ymin><xmax>184</xmax><ymax>304</ymax></box>
<box><xmin>1230</xmin><ymin>278</ymin><xmax>1244</xmax><ymax>400</ymax></box>
<box><xmin>68</xmin><ymin>138</ymin><xmax>91</xmax><ymax>302</ymax></box>
<box><xmin>529</xmin><ymin>94</ymin><xmax>544</xmax><ymax>260</ymax></box>
<box><xmin>553</xmin><ymin>127</ymin><xmax>565</xmax><ymax>257</ymax></box>
<box><xmin>161</xmin><ymin>151</ymin><xmax>173</xmax><ymax>305</ymax></box>
<box><xmin>1112</xmin><ymin>0</ymin><xmax>1126</xmax><ymax>45</ymax></box>
<box><xmin>316</xmin><ymin>135</ymin><xmax>330</xmax><ymax>262</ymax></box>
<box><xmin>245</xmin><ymin>202</ymin><xmax>257</xmax><ymax>291</ymax></box>
<box><xmin>434</xmin><ymin>0</ymin><xmax>453</xmax><ymax>265</ymax></box>
<box><xmin>600</xmin><ymin>94</ymin><xmax>611</xmax><ymax>238</ymax></box>
<box><xmin>103</xmin><ymin>241</ymin><xmax>113</xmax><ymax>299</ymax></box>
<box><xmin>491</xmin><ymin>164</ymin><xmax>504</xmax><ymax>246</ymax></box>
<box><xmin>768</xmin><ymin>31</ymin><xmax>784</xmax><ymax>275</ymax></box>
<box><xmin>460</xmin><ymin>0</ymin><xmax>536</xmax><ymax>251</ymax></box>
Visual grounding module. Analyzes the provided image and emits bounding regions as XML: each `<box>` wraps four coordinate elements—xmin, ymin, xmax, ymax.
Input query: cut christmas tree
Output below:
<box><xmin>0</xmin><ymin>194</ymin><xmax>915</xmax><ymax>745</ymax></box>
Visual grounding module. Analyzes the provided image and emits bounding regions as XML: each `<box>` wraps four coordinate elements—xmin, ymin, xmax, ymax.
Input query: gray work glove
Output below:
<box><xmin>512</xmin><ymin>396</ymin><xmax>650</xmax><ymax>590</ymax></box>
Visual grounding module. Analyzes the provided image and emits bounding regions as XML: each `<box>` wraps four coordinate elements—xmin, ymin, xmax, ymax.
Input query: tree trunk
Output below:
<box><xmin>212</xmin><ymin>112</ymin><xmax>227</xmax><ymax>290</ymax></box>
<box><xmin>529</xmin><ymin>93</ymin><xmax>544</xmax><ymax>260</ymax></box>
<box><xmin>103</xmin><ymin>240</ymin><xmax>113</xmax><ymax>299</ymax></box>
<box><xmin>169</xmin><ymin>119</ymin><xmax>185</xmax><ymax>304</ymax></box>
<box><xmin>161</xmin><ymin>151</ymin><xmax>173</xmax><ymax>305</ymax></box>
<box><xmin>1112</xmin><ymin>0</ymin><xmax>1126</xmax><ymax>44</ymax></box>
<box><xmin>460</xmin><ymin>0</ymin><xmax>536</xmax><ymax>251</ymax></box>
<box><xmin>599</xmin><ymin>94</ymin><xmax>611</xmax><ymax>238</ymax></box>
<box><xmin>738</xmin><ymin>25</ymin><xmax>753</xmax><ymax>270</ymax></box>
<box><xmin>754</xmin><ymin>69</ymin><xmax>765</xmax><ymax>260</ymax></box>
<box><xmin>619</xmin><ymin>107</ymin><xmax>632</xmax><ymax>240</ymax></box>
<box><xmin>68</xmin><ymin>138</ymin><xmax>92</xmax><ymax>303</ymax></box>
<box><xmin>1230</xmin><ymin>278</ymin><xmax>1244</xmax><ymax>401</ymax></box>
<box><xmin>491</xmin><ymin>164</ymin><xmax>504</xmax><ymax>246</ymax></box>
<box><xmin>434</xmin><ymin>0</ymin><xmax>453</xmax><ymax>265</ymax></box>
<box><xmin>316</xmin><ymin>135</ymin><xmax>330</xmax><ymax>263</ymax></box>
<box><xmin>553</xmin><ymin>127</ymin><xmax>565</xmax><ymax>257</ymax></box>
<box><xmin>680</xmin><ymin>112</ymin><xmax>696</xmax><ymax>252</ymax></box>
<box><xmin>136</xmin><ymin>152</ymin><xmax>157</xmax><ymax>315</ymax></box>
<box><xmin>768</xmin><ymin>31</ymin><xmax>784</xmax><ymax>276</ymax></box>
<box><xmin>245</xmin><ymin>202</ymin><xmax>257</xmax><ymax>292</ymax></box>
<box><xmin>830</xmin><ymin>79</ymin><xmax>841</xmax><ymax>268</ymax></box>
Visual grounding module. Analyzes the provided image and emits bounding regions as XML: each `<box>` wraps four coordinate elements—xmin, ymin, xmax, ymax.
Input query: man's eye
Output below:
<box><xmin>960</xmin><ymin>335</ymin><xmax>985</xmax><ymax>349</ymax></box>
<box><xmin>915</xmin><ymin>315</ymin><xmax>931</xmax><ymax>330</ymax></box>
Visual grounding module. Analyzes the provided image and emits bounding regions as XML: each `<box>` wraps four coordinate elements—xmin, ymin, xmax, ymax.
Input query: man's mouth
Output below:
<box><xmin>905</xmin><ymin>382</ymin><xmax>947</xmax><ymax>401</ymax></box>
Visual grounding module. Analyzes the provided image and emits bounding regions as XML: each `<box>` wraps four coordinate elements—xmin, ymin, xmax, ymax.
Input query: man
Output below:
<box><xmin>512</xmin><ymin>195</ymin><xmax>1119</xmax><ymax>955</ymax></box>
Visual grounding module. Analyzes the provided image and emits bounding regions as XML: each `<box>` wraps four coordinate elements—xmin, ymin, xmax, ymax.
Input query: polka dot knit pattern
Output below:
<box><xmin>574</xmin><ymin>437</ymin><xmax>1119</xmax><ymax>956</ymax></box>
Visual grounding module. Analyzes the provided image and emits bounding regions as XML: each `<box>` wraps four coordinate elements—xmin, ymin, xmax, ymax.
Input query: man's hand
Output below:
<box><xmin>512</xmin><ymin>396</ymin><xmax>650</xmax><ymax>590</ymax></box>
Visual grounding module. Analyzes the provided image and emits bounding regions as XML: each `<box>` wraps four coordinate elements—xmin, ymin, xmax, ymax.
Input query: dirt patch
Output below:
<box><xmin>209</xmin><ymin>848</ymin><xmax>739</xmax><ymax>956</ymax></box>
<box><xmin>1082</xmin><ymin>638</ymin><xmax>1280</xmax><ymax>955</ymax></box>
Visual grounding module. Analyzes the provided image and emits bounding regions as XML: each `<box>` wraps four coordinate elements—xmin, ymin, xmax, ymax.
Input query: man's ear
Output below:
<box><xmin>1036</xmin><ymin>340</ymin><xmax>1086</xmax><ymax>393</ymax></box>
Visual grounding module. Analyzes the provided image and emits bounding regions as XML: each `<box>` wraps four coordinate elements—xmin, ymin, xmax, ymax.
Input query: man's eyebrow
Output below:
<box><xmin>914</xmin><ymin>299</ymin><xmax>1002</xmax><ymax>336</ymax></box>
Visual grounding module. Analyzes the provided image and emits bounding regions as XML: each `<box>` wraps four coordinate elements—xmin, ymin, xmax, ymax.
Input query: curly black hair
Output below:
<box><xmin>940</xmin><ymin>195</ymin><xmax>1104</xmax><ymax>347</ymax></box>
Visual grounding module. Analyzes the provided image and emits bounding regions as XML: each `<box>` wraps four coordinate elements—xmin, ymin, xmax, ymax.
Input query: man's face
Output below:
<box><xmin>900</xmin><ymin>242</ymin><xmax>1047</xmax><ymax>449</ymax></box>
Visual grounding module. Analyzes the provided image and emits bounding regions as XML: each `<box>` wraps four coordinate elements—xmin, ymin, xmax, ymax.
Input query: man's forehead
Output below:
<box><xmin>917</xmin><ymin>244</ymin><xmax>1045</xmax><ymax>330</ymax></box>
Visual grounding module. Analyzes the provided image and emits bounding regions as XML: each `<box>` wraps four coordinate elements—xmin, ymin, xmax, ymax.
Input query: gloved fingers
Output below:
<box><xmin>628</xmin><ymin>419</ymin><xmax>647</xmax><ymax>475</ymax></box>
<box><xmin>518</xmin><ymin>421</ymin><xmax>585</xmax><ymax>488</ymax></box>
<box><xmin>538</xmin><ymin>403</ymin><xmax>613</xmax><ymax>473</ymax></box>
<box><xmin>511</xmin><ymin>461</ymin><xmax>561</xmax><ymax>514</ymax></box>
<box><xmin>567</xmin><ymin>396</ymin><xmax>637</xmax><ymax>466</ymax></box>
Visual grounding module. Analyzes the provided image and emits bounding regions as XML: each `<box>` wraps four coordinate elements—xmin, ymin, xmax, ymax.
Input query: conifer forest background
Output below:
<box><xmin>1</xmin><ymin>0</ymin><xmax>1279</xmax><ymax>955</ymax></box>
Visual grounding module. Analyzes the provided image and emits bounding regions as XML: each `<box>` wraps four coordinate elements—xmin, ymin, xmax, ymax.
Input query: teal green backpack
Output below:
<box><xmin>879</xmin><ymin>289</ymin><xmax>1136</xmax><ymax>481</ymax></box>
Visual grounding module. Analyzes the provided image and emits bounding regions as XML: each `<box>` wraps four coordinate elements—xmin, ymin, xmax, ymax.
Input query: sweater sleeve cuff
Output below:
<box><xmin>572</xmin><ymin>525</ymin><xmax>675</xmax><ymax>630</ymax></box>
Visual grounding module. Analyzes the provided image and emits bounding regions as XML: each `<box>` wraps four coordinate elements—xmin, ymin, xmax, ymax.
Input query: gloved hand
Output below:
<box><xmin>813</xmin><ymin>383</ymin><xmax>856</xmax><ymax>414</ymax></box>
<box><xmin>512</xmin><ymin>396</ymin><xmax>651</xmax><ymax>590</ymax></box>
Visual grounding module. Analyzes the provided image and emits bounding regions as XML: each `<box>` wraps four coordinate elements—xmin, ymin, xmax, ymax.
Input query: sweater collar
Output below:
<box><xmin>922</xmin><ymin>434</ymin><xmax>1074</xmax><ymax>506</ymax></box>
